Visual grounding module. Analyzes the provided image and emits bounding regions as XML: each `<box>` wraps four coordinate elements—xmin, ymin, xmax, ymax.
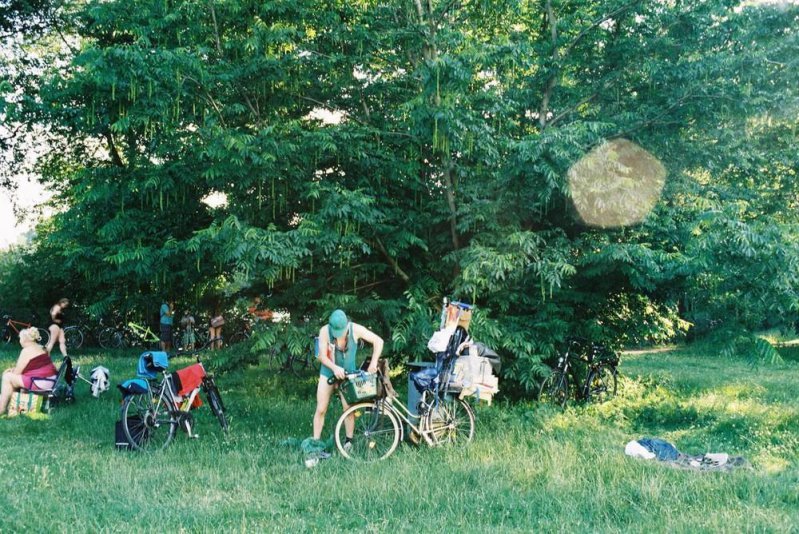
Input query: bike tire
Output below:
<box><xmin>585</xmin><ymin>365</ymin><xmax>617</xmax><ymax>404</ymax></box>
<box><xmin>1</xmin><ymin>327</ymin><xmax>12</xmax><ymax>344</ymax></box>
<box><xmin>36</xmin><ymin>327</ymin><xmax>51</xmax><ymax>347</ymax></box>
<box><xmin>335</xmin><ymin>402</ymin><xmax>401</xmax><ymax>461</ymax></box>
<box><xmin>98</xmin><ymin>327</ymin><xmax>118</xmax><ymax>349</ymax></box>
<box><xmin>289</xmin><ymin>353</ymin><xmax>310</xmax><ymax>375</ymax></box>
<box><xmin>538</xmin><ymin>370</ymin><xmax>570</xmax><ymax>408</ymax></box>
<box><xmin>63</xmin><ymin>326</ymin><xmax>84</xmax><ymax>350</ymax></box>
<box><xmin>228</xmin><ymin>331</ymin><xmax>249</xmax><ymax>345</ymax></box>
<box><xmin>424</xmin><ymin>396</ymin><xmax>475</xmax><ymax>446</ymax></box>
<box><xmin>204</xmin><ymin>379</ymin><xmax>229</xmax><ymax>432</ymax></box>
<box><xmin>121</xmin><ymin>392</ymin><xmax>176</xmax><ymax>452</ymax></box>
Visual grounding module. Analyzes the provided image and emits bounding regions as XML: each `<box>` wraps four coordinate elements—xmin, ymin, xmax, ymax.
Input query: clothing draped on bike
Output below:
<box><xmin>174</xmin><ymin>364</ymin><xmax>205</xmax><ymax>396</ymax></box>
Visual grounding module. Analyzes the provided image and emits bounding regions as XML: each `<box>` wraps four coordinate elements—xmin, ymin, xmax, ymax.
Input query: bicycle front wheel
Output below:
<box><xmin>289</xmin><ymin>353</ymin><xmax>310</xmax><ymax>375</ymax></box>
<box><xmin>204</xmin><ymin>379</ymin><xmax>229</xmax><ymax>432</ymax></box>
<box><xmin>335</xmin><ymin>402</ymin><xmax>401</xmax><ymax>461</ymax></box>
<box><xmin>585</xmin><ymin>365</ymin><xmax>617</xmax><ymax>404</ymax></box>
<box><xmin>98</xmin><ymin>327</ymin><xmax>118</xmax><ymax>349</ymax></box>
<box><xmin>121</xmin><ymin>393</ymin><xmax>176</xmax><ymax>452</ymax></box>
<box><xmin>538</xmin><ymin>370</ymin><xmax>569</xmax><ymax>408</ymax></box>
<box><xmin>64</xmin><ymin>326</ymin><xmax>83</xmax><ymax>350</ymax></box>
<box><xmin>424</xmin><ymin>396</ymin><xmax>475</xmax><ymax>446</ymax></box>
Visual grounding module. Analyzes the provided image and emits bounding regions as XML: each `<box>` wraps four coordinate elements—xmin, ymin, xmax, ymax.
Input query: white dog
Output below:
<box><xmin>90</xmin><ymin>366</ymin><xmax>110</xmax><ymax>397</ymax></box>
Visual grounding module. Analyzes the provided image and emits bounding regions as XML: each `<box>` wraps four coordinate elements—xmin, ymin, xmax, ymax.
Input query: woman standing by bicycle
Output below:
<box><xmin>46</xmin><ymin>298</ymin><xmax>70</xmax><ymax>357</ymax></box>
<box><xmin>312</xmin><ymin>309</ymin><xmax>384</xmax><ymax>450</ymax></box>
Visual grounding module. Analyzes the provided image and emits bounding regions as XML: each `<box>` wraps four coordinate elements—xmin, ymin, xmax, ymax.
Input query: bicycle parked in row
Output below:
<box><xmin>120</xmin><ymin>337</ymin><xmax>228</xmax><ymax>452</ymax></box>
<box><xmin>538</xmin><ymin>337</ymin><xmax>619</xmax><ymax>408</ymax></box>
<box><xmin>2</xmin><ymin>312</ymin><xmax>50</xmax><ymax>346</ymax></box>
<box><xmin>98</xmin><ymin>320</ymin><xmax>161</xmax><ymax>349</ymax></box>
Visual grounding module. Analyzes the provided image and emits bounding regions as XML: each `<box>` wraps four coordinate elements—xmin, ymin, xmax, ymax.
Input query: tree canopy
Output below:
<box><xmin>2</xmin><ymin>0</ymin><xmax>798</xmax><ymax>391</ymax></box>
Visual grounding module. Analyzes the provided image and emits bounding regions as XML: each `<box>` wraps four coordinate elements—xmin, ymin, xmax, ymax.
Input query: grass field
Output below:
<box><xmin>1</xmin><ymin>343</ymin><xmax>798</xmax><ymax>532</ymax></box>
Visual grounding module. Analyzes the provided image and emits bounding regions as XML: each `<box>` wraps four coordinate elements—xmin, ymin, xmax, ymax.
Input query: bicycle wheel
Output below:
<box><xmin>121</xmin><ymin>392</ymin><xmax>176</xmax><ymax>452</ymax></box>
<box><xmin>538</xmin><ymin>370</ymin><xmax>570</xmax><ymax>408</ymax></box>
<box><xmin>1</xmin><ymin>327</ymin><xmax>12</xmax><ymax>344</ymax></box>
<box><xmin>228</xmin><ymin>330</ymin><xmax>249</xmax><ymax>345</ymax></box>
<box><xmin>98</xmin><ymin>327</ymin><xmax>118</xmax><ymax>349</ymax></box>
<box><xmin>265</xmin><ymin>346</ymin><xmax>291</xmax><ymax>371</ymax></box>
<box><xmin>289</xmin><ymin>353</ymin><xmax>311</xmax><ymax>375</ymax></box>
<box><xmin>203</xmin><ymin>379</ymin><xmax>229</xmax><ymax>432</ymax></box>
<box><xmin>63</xmin><ymin>326</ymin><xmax>84</xmax><ymax>350</ymax></box>
<box><xmin>425</xmin><ymin>396</ymin><xmax>475</xmax><ymax>446</ymax></box>
<box><xmin>335</xmin><ymin>402</ymin><xmax>401</xmax><ymax>461</ymax></box>
<box><xmin>584</xmin><ymin>365</ymin><xmax>617</xmax><ymax>404</ymax></box>
<box><xmin>36</xmin><ymin>327</ymin><xmax>51</xmax><ymax>347</ymax></box>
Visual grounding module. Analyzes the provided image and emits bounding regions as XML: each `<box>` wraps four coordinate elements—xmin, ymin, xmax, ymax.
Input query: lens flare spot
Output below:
<box><xmin>567</xmin><ymin>139</ymin><xmax>666</xmax><ymax>228</ymax></box>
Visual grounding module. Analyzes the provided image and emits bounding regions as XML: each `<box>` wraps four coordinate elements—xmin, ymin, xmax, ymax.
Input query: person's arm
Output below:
<box><xmin>317</xmin><ymin>327</ymin><xmax>346</xmax><ymax>379</ymax></box>
<box><xmin>353</xmin><ymin>323</ymin><xmax>384</xmax><ymax>374</ymax></box>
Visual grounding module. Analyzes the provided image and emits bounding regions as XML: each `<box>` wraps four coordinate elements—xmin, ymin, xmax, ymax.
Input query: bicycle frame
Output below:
<box><xmin>127</xmin><ymin>321</ymin><xmax>160</xmax><ymax>344</ymax></box>
<box><xmin>7</xmin><ymin>319</ymin><xmax>28</xmax><ymax>334</ymax></box>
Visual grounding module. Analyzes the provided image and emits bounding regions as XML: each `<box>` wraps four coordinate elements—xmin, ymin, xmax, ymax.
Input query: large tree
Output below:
<box><xmin>2</xmin><ymin>0</ymin><xmax>797</xmax><ymax>390</ymax></box>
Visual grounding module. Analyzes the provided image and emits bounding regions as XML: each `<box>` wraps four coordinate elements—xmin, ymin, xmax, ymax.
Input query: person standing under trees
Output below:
<box><xmin>312</xmin><ymin>310</ymin><xmax>384</xmax><ymax>452</ymax></box>
<box><xmin>46</xmin><ymin>298</ymin><xmax>69</xmax><ymax>357</ymax></box>
<box><xmin>209</xmin><ymin>306</ymin><xmax>224</xmax><ymax>350</ymax></box>
<box><xmin>180</xmin><ymin>310</ymin><xmax>196</xmax><ymax>351</ymax></box>
<box><xmin>160</xmin><ymin>300</ymin><xmax>174</xmax><ymax>351</ymax></box>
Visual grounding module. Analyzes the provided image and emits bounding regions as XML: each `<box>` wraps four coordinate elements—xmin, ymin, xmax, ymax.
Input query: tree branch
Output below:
<box><xmin>103</xmin><ymin>130</ymin><xmax>125</xmax><ymax>167</ymax></box>
<box><xmin>209</xmin><ymin>3</ymin><xmax>223</xmax><ymax>56</ymax></box>
<box><xmin>373</xmin><ymin>237</ymin><xmax>411</xmax><ymax>283</ymax></box>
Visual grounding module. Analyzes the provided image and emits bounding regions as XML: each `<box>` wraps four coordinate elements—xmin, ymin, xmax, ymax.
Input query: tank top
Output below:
<box><xmin>319</xmin><ymin>323</ymin><xmax>357</xmax><ymax>379</ymax></box>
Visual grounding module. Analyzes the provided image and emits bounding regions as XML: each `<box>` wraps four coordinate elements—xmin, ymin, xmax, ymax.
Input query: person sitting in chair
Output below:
<box><xmin>0</xmin><ymin>327</ymin><xmax>58</xmax><ymax>414</ymax></box>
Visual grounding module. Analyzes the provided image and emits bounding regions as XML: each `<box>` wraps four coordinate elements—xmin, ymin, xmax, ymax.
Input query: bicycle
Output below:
<box><xmin>538</xmin><ymin>338</ymin><xmax>619</xmax><ymax>408</ymax></box>
<box><xmin>99</xmin><ymin>321</ymin><xmax>161</xmax><ymax>349</ymax></box>
<box><xmin>121</xmin><ymin>337</ymin><xmax>229</xmax><ymax>452</ymax></box>
<box><xmin>330</xmin><ymin>360</ymin><xmax>475</xmax><ymax>462</ymax></box>
<box><xmin>2</xmin><ymin>312</ymin><xmax>50</xmax><ymax>346</ymax></box>
<box><xmin>288</xmin><ymin>335</ymin><xmax>323</xmax><ymax>375</ymax></box>
<box><xmin>63</xmin><ymin>324</ymin><xmax>88</xmax><ymax>350</ymax></box>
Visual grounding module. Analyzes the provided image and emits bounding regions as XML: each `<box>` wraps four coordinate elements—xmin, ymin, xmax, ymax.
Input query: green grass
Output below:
<box><xmin>1</xmin><ymin>344</ymin><xmax>798</xmax><ymax>532</ymax></box>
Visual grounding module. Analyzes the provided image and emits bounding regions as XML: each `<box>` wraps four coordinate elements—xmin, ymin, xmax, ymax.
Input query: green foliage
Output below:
<box><xmin>1</xmin><ymin>0</ymin><xmax>798</xmax><ymax>394</ymax></box>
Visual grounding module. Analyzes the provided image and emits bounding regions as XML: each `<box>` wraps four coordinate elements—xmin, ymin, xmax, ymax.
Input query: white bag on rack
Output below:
<box><xmin>427</xmin><ymin>327</ymin><xmax>455</xmax><ymax>353</ymax></box>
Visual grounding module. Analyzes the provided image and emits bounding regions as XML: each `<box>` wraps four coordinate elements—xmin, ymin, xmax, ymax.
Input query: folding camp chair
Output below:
<box><xmin>20</xmin><ymin>356</ymin><xmax>77</xmax><ymax>414</ymax></box>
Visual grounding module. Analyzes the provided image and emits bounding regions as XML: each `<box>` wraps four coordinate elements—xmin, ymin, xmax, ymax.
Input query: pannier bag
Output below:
<box><xmin>115</xmin><ymin>416</ymin><xmax>144</xmax><ymax>450</ymax></box>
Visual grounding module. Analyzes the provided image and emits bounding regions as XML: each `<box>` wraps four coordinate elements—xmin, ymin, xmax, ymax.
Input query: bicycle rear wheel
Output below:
<box><xmin>425</xmin><ymin>396</ymin><xmax>475</xmax><ymax>446</ymax></box>
<box><xmin>203</xmin><ymin>379</ymin><xmax>229</xmax><ymax>432</ymax></box>
<box><xmin>121</xmin><ymin>393</ymin><xmax>176</xmax><ymax>452</ymax></box>
<box><xmin>228</xmin><ymin>330</ymin><xmax>249</xmax><ymax>345</ymax></box>
<box><xmin>64</xmin><ymin>326</ymin><xmax>83</xmax><ymax>350</ymax></box>
<box><xmin>585</xmin><ymin>365</ymin><xmax>617</xmax><ymax>403</ymax></box>
<box><xmin>335</xmin><ymin>402</ymin><xmax>400</xmax><ymax>461</ymax></box>
<box><xmin>36</xmin><ymin>327</ymin><xmax>51</xmax><ymax>347</ymax></box>
<box><xmin>538</xmin><ymin>370</ymin><xmax>569</xmax><ymax>408</ymax></box>
<box><xmin>98</xmin><ymin>327</ymin><xmax>119</xmax><ymax>349</ymax></box>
